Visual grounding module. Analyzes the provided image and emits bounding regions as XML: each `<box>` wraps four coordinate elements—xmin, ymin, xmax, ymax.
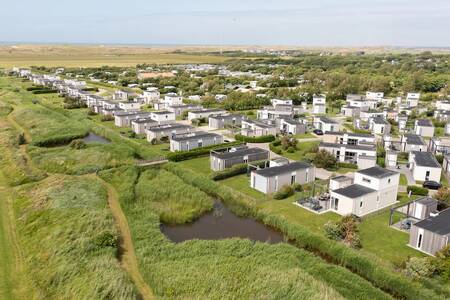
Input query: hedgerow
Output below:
<box><xmin>235</xmin><ymin>134</ymin><xmax>276</xmax><ymax>143</ymax></box>
<box><xmin>167</xmin><ymin>141</ymin><xmax>243</xmax><ymax>162</ymax></box>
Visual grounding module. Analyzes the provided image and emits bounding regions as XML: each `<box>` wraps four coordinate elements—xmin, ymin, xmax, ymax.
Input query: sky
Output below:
<box><xmin>1</xmin><ymin>0</ymin><xmax>449</xmax><ymax>47</ymax></box>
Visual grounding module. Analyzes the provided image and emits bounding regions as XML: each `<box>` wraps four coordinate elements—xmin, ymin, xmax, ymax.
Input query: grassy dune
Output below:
<box><xmin>13</xmin><ymin>175</ymin><xmax>138</xmax><ymax>299</ymax></box>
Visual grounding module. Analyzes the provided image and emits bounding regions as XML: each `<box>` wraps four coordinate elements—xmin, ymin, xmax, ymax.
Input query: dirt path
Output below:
<box><xmin>95</xmin><ymin>176</ymin><xmax>155</xmax><ymax>300</ymax></box>
<box><xmin>0</xmin><ymin>173</ymin><xmax>30</xmax><ymax>299</ymax></box>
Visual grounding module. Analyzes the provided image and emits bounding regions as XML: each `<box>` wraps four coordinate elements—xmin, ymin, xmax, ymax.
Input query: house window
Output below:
<box><xmin>360</xmin><ymin>201</ymin><xmax>363</xmax><ymax>208</ymax></box>
<box><xmin>334</xmin><ymin>198</ymin><xmax>339</xmax><ymax>210</ymax></box>
<box><xmin>275</xmin><ymin>177</ymin><xmax>278</xmax><ymax>191</ymax></box>
<box><xmin>388</xmin><ymin>178</ymin><xmax>391</xmax><ymax>183</ymax></box>
<box><xmin>362</xmin><ymin>177</ymin><xmax>371</xmax><ymax>183</ymax></box>
<box><xmin>425</xmin><ymin>171</ymin><xmax>430</xmax><ymax>181</ymax></box>
<box><xmin>291</xmin><ymin>174</ymin><xmax>296</xmax><ymax>185</ymax></box>
<box><xmin>417</xmin><ymin>233</ymin><xmax>423</xmax><ymax>248</ymax></box>
<box><xmin>198</xmin><ymin>141</ymin><xmax>203</xmax><ymax>148</ymax></box>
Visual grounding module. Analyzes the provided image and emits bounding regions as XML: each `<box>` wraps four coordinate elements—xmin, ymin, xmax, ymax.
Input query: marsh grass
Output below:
<box><xmin>14</xmin><ymin>176</ymin><xmax>138</xmax><ymax>299</ymax></box>
<box><xmin>100</xmin><ymin>166</ymin><xmax>394</xmax><ymax>300</ymax></box>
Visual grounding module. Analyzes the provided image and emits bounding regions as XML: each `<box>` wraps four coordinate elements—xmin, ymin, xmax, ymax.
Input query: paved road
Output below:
<box><xmin>388</xmin><ymin>165</ymin><xmax>416</xmax><ymax>185</ymax></box>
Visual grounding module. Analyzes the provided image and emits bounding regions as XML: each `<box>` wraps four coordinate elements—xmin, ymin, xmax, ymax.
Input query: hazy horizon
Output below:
<box><xmin>2</xmin><ymin>0</ymin><xmax>450</xmax><ymax>47</ymax></box>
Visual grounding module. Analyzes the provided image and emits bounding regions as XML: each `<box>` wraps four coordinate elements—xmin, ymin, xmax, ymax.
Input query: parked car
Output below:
<box><xmin>313</xmin><ymin>129</ymin><xmax>323</xmax><ymax>135</ymax></box>
<box><xmin>423</xmin><ymin>181</ymin><xmax>442</xmax><ymax>190</ymax></box>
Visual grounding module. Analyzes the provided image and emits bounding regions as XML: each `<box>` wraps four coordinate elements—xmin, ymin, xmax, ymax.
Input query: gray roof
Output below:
<box><xmin>318</xmin><ymin>116</ymin><xmax>338</xmax><ymax>124</ymax></box>
<box><xmin>253</xmin><ymin>161</ymin><xmax>311</xmax><ymax>177</ymax></box>
<box><xmin>190</xmin><ymin>108</ymin><xmax>226</xmax><ymax>114</ymax></box>
<box><xmin>357</xmin><ymin>166</ymin><xmax>398</xmax><ymax>178</ymax></box>
<box><xmin>413</xmin><ymin>208</ymin><xmax>450</xmax><ymax>235</ymax></box>
<box><xmin>209</xmin><ymin>114</ymin><xmax>243</xmax><ymax>120</ymax></box>
<box><xmin>404</xmin><ymin>134</ymin><xmax>426</xmax><ymax>146</ymax></box>
<box><xmin>132</xmin><ymin>118</ymin><xmax>157</xmax><ymax>124</ymax></box>
<box><xmin>211</xmin><ymin>147</ymin><xmax>269</xmax><ymax>160</ymax></box>
<box><xmin>417</xmin><ymin>119</ymin><xmax>433</xmax><ymax>127</ymax></box>
<box><xmin>319</xmin><ymin>142</ymin><xmax>376</xmax><ymax>151</ymax></box>
<box><xmin>371</xmin><ymin>117</ymin><xmax>389</xmax><ymax>125</ymax></box>
<box><xmin>147</xmin><ymin>124</ymin><xmax>192</xmax><ymax>133</ymax></box>
<box><xmin>333</xmin><ymin>184</ymin><xmax>376</xmax><ymax>198</ymax></box>
<box><xmin>243</xmin><ymin>119</ymin><xmax>275</xmax><ymax>129</ymax></box>
<box><xmin>152</xmin><ymin>110</ymin><xmax>173</xmax><ymax>115</ymax></box>
<box><xmin>331</xmin><ymin>175</ymin><xmax>352</xmax><ymax>182</ymax></box>
<box><xmin>325</xmin><ymin>131</ymin><xmax>374</xmax><ymax>138</ymax></box>
<box><xmin>412</xmin><ymin>151</ymin><xmax>441</xmax><ymax>168</ymax></box>
<box><xmin>172</xmin><ymin>132</ymin><xmax>222</xmax><ymax>142</ymax></box>
<box><xmin>415</xmin><ymin>197</ymin><xmax>439</xmax><ymax>205</ymax></box>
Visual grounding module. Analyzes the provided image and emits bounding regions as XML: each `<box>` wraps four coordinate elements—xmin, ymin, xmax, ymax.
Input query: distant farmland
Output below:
<box><xmin>0</xmin><ymin>45</ymin><xmax>230</xmax><ymax>67</ymax></box>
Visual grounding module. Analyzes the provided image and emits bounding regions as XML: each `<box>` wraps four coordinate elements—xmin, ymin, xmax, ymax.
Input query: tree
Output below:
<box><xmin>313</xmin><ymin>150</ymin><xmax>337</xmax><ymax>169</ymax></box>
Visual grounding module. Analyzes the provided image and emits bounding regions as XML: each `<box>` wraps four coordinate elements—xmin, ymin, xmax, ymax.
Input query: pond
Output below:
<box><xmin>83</xmin><ymin>133</ymin><xmax>111</xmax><ymax>144</ymax></box>
<box><xmin>161</xmin><ymin>200</ymin><xmax>284</xmax><ymax>243</ymax></box>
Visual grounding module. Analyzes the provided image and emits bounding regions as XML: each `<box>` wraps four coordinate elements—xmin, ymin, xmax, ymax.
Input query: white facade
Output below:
<box><xmin>406</xmin><ymin>93</ymin><xmax>420</xmax><ymax>108</ymax></box>
<box><xmin>271</xmin><ymin>99</ymin><xmax>293</xmax><ymax>106</ymax></box>
<box><xmin>119</xmin><ymin>102</ymin><xmax>141</xmax><ymax>112</ymax></box>
<box><xmin>330</xmin><ymin>167</ymin><xmax>400</xmax><ymax>217</ymax></box>
<box><xmin>150</xmin><ymin>111</ymin><xmax>176</xmax><ymax>125</ymax></box>
<box><xmin>314</xmin><ymin>117</ymin><xmax>340</xmax><ymax>132</ymax></box>
<box><xmin>366</xmin><ymin>91</ymin><xmax>384</xmax><ymax>101</ymax></box>
<box><xmin>409</xmin><ymin>152</ymin><xmax>442</xmax><ymax>182</ymax></box>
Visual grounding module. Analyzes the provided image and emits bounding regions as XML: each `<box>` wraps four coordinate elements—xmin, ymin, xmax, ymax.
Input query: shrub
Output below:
<box><xmin>433</xmin><ymin>245</ymin><xmax>450</xmax><ymax>280</ymax></box>
<box><xmin>87</xmin><ymin>109</ymin><xmax>97</xmax><ymax>116</ymax></box>
<box><xmin>18</xmin><ymin>133</ymin><xmax>26</xmax><ymax>145</ymax></box>
<box><xmin>323</xmin><ymin>215</ymin><xmax>362</xmax><ymax>249</ymax></box>
<box><xmin>235</xmin><ymin>134</ymin><xmax>276</xmax><ymax>143</ymax></box>
<box><xmin>167</xmin><ymin>141</ymin><xmax>243</xmax><ymax>162</ymax></box>
<box><xmin>269</xmin><ymin>141</ymin><xmax>282</xmax><ymax>154</ymax></box>
<box><xmin>69</xmin><ymin>139</ymin><xmax>87</xmax><ymax>149</ymax></box>
<box><xmin>101</xmin><ymin>115</ymin><xmax>114</xmax><ymax>122</ymax></box>
<box><xmin>273</xmin><ymin>185</ymin><xmax>294</xmax><ymax>200</ymax></box>
<box><xmin>435</xmin><ymin>154</ymin><xmax>444</xmax><ymax>164</ymax></box>
<box><xmin>293</xmin><ymin>183</ymin><xmax>303</xmax><ymax>192</ymax></box>
<box><xmin>313</xmin><ymin>149</ymin><xmax>337</xmax><ymax>169</ymax></box>
<box><xmin>210</xmin><ymin>163</ymin><xmax>248</xmax><ymax>181</ymax></box>
<box><xmin>404</xmin><ymin>257</ymin><xmax>435</xmax><ymax>279</ymax></box>
<box><xmin>407</xmin><ymin>185</ymin><xmax>429</xmax><ymax>196</ymax></box>
<box><xmin>377</xmin><ymin>157</ymin><xmax>386</xmax><ymax>168</ymax></box>
<box><xmin>303</xmin><ymin>153</ymin><xmax>316</xmax><ymax>163</ymax></box>
<box><xmin>287</xmin><ymin>146</ymin><xmax>296</xmax><ymax>153</ymax></box>
<box><xmin>336</xmin><ymin>162</ymin><xmax>358</xmax><ymax>169</ymax></box>
<box><xmin>32</xmin><ymin>89</ymin><xmax>57</xmax><ymax>94</ymax></box>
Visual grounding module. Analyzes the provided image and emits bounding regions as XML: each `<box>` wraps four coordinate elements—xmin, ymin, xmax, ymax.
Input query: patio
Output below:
<box><xmin>294</xmin><ymin>193</ymin><xmax>331</xmax><ymax>214</ymax></box>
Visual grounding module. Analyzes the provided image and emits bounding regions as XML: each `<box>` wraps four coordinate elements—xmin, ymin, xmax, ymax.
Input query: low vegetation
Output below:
<box><xmin>13</xmin><ymin>176</ymin><xmax>138</xmax><ymax>298</ymax></box>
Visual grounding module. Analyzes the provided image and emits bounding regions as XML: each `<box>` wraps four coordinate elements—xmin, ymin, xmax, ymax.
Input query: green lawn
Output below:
<box><xmin>177</xmin><ymin>156</ymin><xmax>211</xmax><ymax>176</ymax></box>
<box><xmin>273</xmin><ymin>141</ymin><xmax>320</xmax><ymax>161</ymax></box>
<box><xmin>294</xmin><ymin>132</ymin><xmax>316</xmax><ymax>139</ymax></box>
<box><xmin>358</xmin><ymin>194</ymin><xmax>425</xmax><ymax>263</ymax></box>
<box><xmin>399</xmin><ymin>174</ymin><xmax>408</xmax><ymax>186</ymax></box>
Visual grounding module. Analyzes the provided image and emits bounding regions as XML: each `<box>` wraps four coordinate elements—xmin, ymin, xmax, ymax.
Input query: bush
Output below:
<box><xmin>336</xmin><ymin>162</ymin><xmax>358</xmax><ymax>169</ymax></box>
<box><xmin>101</xmin><ymin>115</ymin><xmax>114</xmax><ymax>122</ymax></box>
<box><xmin>269</xmin><ymin>141</ymin><xmax>282</xmax><ymax>154</ymax></box>
<box><xmin>69</xmin><ymin>139</ymin><xmax>87</xmax><ymax>149</ymax></box>
<box><xmin>293</xmin><ymin>183</ymin><xmax>303</xmax><ymax>192</ymax></box>
<box><xmin>287</xmin><ymin>146</ymin><xmax>296</xmax><ymax>153</ymax></box>
<box><xmin>314</xmin><ymin>150</ymin><xmax>337</xmax><ymax>169</ymax></box>
<box><xmin>18</xmin><ymin>133</ymin><xmax>26</xmax><ymax>145</ymax></box>
<box><xmin>435</xmin><ymin>154</ymin><xmax>444</xmax><ymax>164</ymax></box>
<box><xmin>404</xmin><ymin>257</ymin><xmax>435</xmax><ymax>279</ymax></box>
<box><xmin>167</xmin><ymin>141</ymin><xmax>243</xmax><ymax>162</ymax></box>
<box><xmin>303</xmin><ymin>153</ymin><xmax>316</xmax><ymax>163</ymax></box>
<box><xmin>87</xmin><ymin>109</ymin><xmax>97</xmax><ymax>116</ymax></box>
<box><xmin>32</xmin><ymin>89</ymin><xmax>57</xmax><ymax>94</ymax></box>
<box><xmin>323</xmin><ymin>215</ymin><xmax>361</xmax><ymax>249</ymax></box>
<box><xmin>407</xmin><ymin>185</ymin><xmax>429</xmax><ymax>196</ymax></box>
<box><xmin>273</xmin><ymin>185</ymin><xmax>294</xmax><ymax>200</ymax></box>
<box><xmin>235</xmin><ymin>134</ymin><xmax>276</xmax><ymax>143</ymax></box>
<box><xmin>210</xmin><ymin>163</ymin><xmax>248</xmax><ymax>181</ymax></box>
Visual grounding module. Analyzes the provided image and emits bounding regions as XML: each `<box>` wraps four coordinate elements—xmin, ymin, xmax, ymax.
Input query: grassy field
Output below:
<box><xmin>0</xmin><ymin>45</ymin><xmax>229</xmax><ymax>68</ymax></box>
<box><xmin>100</xmin><ymin>166</ymin><xmax>393</xmax><ymax>300</ymax></box>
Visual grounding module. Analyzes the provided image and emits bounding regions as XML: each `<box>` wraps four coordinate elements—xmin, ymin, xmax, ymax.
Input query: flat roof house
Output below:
<box><xmin>369</xmin><ymin>117</ymin><xmax>391</xmax><ymax>135</ymax></box>
<box><xmin>209</xmin><ymin>114</ymin><xmax>243</xmax><ymax>129</ymax></box>
<box><xmin>341</xmin><ymin>105</ymin><xmax>361</xmax><ymax>118</ymax></box>
<box><xmin>314</xmin><ymin>116</ymin><xmax>340</xmax><ymax>133</ymax></box>
<box><xmin>168</xmin><ymin>104</ymin><xmax>203</xmax><ymax>117</ymax></box>
<box><xmin>406</xmin><ymin>93</ymin><xmax>420</xmax><ymax>108</ymax></box>
<box><xmin>210</xmin><ymin>146</ymin><xmax>269</xmax><ymax>171</ymax></box>
<box><xmin>409</xmin><ymin>151</ymin><xmax>442</xmax><ymax>182</ymax></box>
<box><xmin>415</xmin><ymin>119</ymin><xmax>435</xmax><ymax>138</ymax></box>
<box><xmin>251</xmin><ymin>161</ymin><xmax>315</xmax><ymax>194</ymax></box>
<box><xmin>322</xmin><ymin>131</ymin><xmax>375</xmax><ymax>145</ymax></box>
<box><xmin>170</xmin><ymin>131</ymin><xmax>223</xmax><ymax>152</ymax></box>
<box><xmin>113</xmin><ymin>90</ymin><xmax>136</xmax><ymax>101</ymax></box>
<box><xmin>409</xmin><ymin>208</ymin><xmax>450</xmax><ymax>255</ymax></box>
<box><xmin>271</xmin><ymin>99</ymin><xmax>293</xmax><ymax>106</ymax></box>
<box><xmin>329</xmin><ymin>166</ymin><xmax>399</xmax><ymax>217</ymax></box>
<box><xmin>150</xmin><ymin>111</ymin><xmax>176</xmax><ymax>125</ymax></box>
<box><xmin>257</xmin><ymin>105</ymin><xmax>294</xmax><ymax>120</ymax></box>
<box><xmin>119</xmin><ymin>101</ymin><xmax>141</xmax><ymax>112</ymax></box>
<box><xmin>114</xmin><ymin>111</ymin><xmax>152</xmax><ymax>127</ymax></box>
<box><xmin>131</xmin><ymin>118</ymin><xmax>158</xmax><ymax>135</ymax></box>
<box><xmin>188</xmin><ymin>109</ymin><xmax>227</xmax><ymax>121</ymax></box>
<box><xmin>146</xmin><ymin>124</ymin><xmax>194</xmax><ymax>142</ymax></box>
<box><xmin>401</xmin><ymin>134</ymin><xmax>427</xmax><ymax>152</ymax></box>
<box><xmin>428</xmin><ymin>137</ymin><xmax>450</xmax><ymax>155</ymax></box>
<box><xmin>319</xmin><ymin>142</ymin><xmax>377</xmax><ymax>169</ymax></box>
<box><xmin>241</xmin><ymin>119</ymin><xmax>277</xmax><ymax>137</ymax></box>
<box><xmin>312</xmin><ymin>94</ymin><xmax>326</xmax><ymax>114</ymax></box>
<box><xmin>279</xmin><ymin>118</ymin><xmax>306</xmax><ymax>135</ymax></box>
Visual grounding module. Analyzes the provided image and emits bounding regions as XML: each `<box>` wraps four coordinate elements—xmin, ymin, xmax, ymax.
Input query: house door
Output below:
<box><xmin>291</xmin><ymin>174</ymin><xmax>296</xmax><ymax>185</ymax></box>
<box><xmin>334</xmin><ymin>198</ymin><xmax>339</xmax><ymax>210</ymax></box>
<box><xmin>425</xmin><ymin>171</ymin><xmax>430</xmax><ymax>181</ymax></box>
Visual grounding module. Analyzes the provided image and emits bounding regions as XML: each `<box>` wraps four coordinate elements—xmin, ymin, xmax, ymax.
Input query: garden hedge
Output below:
<box><xmin>235</xmin><ymin>134</ymin><xmax>275</xmax><ymax>143</ymax></box>
<box><xmin>407</xmin><ymin>185</ymin><xmax>429</xmax><ymax>196</ymax></box>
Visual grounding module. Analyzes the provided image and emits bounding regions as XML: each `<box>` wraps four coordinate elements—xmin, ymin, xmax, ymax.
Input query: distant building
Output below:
<box><xmin>408</xmin><ymin>151</ymin><xmax>442</xmax><ymax>182</ymax></box>
<box><xmin>210</xmin><ymin>146</ymin><xmax>269</xmax><ymax>171</ymax></box>
<box><xmin>414</xmin><ymin>119</ymin><xmax>435</xmax><ymax>138</ymax></box>
<box><xmin>170</xmin><ymin>131</ymin><xmax>223</xmax><ymax>152</ymax></box>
